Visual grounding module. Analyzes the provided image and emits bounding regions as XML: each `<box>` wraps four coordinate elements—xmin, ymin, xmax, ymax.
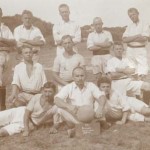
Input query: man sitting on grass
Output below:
<box><xmin>54</xmin><ymin>67</ymin><xmax>107</xmax><ymax>138</ymax></box>
<box><xmin>52</xmin><ymin>35</ymin><xmax>85</xmax><ymax>90</ymax></box>
<box><xmin>97</xmin><ymin>76</ymin><xmax>150</xmax><ymax>124</ymax></box>
<box><xmin>8</xmin><ymin>45</ymin><xmax>47</xmax><ymax>107</ymax></box>
<box><xmin>0</xmin><ymin>82</ymin><xmax>59</xmax><ymax>137</ymax></box>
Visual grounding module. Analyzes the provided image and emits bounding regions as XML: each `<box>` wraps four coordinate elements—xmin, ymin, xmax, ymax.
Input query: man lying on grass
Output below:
<box><xmin>97</xmin><ymin>76</ymin><xmax>150</xmax><ymax>124</ymax></box>
<box><xmin>0</xmin><ymin>82</ymin><xmax>59</xmax><ymax>137</ymax></box>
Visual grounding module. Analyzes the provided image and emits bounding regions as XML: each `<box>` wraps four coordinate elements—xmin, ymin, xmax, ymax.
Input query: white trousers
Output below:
<box><xmin>0</xmin><ymin>107</ymin><xmax>25</xmax><ymax>135</ymax></box>
<box><xmin>126</xmin><ymin>47</ymin><xmax>148</xmax><ymax>75</ymax></box>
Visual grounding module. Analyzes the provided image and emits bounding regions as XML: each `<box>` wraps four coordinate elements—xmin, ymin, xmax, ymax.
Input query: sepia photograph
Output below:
<box><xmin>0</xmin><ymin>0</ymin><xmax>150</xmax><ymax>149</ymax></box>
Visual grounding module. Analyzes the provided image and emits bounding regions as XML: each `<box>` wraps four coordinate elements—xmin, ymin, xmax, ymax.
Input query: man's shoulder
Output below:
<box><xmin>14</xmin><ymin>24</ymin><xmax>23</xmax><ymax>31</ymax></box>
<box><xmin>1</xmin><ymin>23</ymin><xmax>11</xmax><ymax>31</ymax></box>
<box><xmin>107</xmin><ymin>56</ymin><xmax>118</xmax><ymax>63</ymax></box>
<box><xmin>14</xmin><ymin>62</ymin><xmax>25</xmax><ymax>69</ymax></box>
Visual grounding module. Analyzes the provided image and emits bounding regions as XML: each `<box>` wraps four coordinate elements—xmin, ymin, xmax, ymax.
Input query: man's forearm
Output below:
<box><xmin>121</xmin><ymin>111</ymin><xmax>129</xmax><ymax>124</ymax></box>
<box><xmin>25</xmin><ymin>40</ymin><xmax>44</xmax><ymax>46</ymax></box>
<box><xmin>96</xmin><ymin>95</ymin><xmax>106</xmax><ymax>111</ymax></box>
<box><xmin>1</xmin><ymin>38</ymin><xmax>16</xmax><ymax>47</ymax></box>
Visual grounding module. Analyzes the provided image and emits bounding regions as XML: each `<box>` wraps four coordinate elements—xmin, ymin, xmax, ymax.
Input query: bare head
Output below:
<box><xmin>113</xmin><ymin>41</ymin><xmax>124</xmax><ymax>59</ymax></box>
<box><xmin>59</xmin><ymin>4</ymin><xmax>70</xmax><ymax>22</ymax></box>
<box><xmin>42</xmin><ymin>81</ymin><xmax>56</xmax><ymax>102</ymax></box>
<box><xmin>22</xmin><ymin>10</ymin><xmax>33</xmax><ymax>29</ymax></box>
<box><xmin>72</xmin><ymin>67</ymin><xmax>86</xmax><ymax>88</ymax></box>
<box><xmin>93</xmin><ymin>17</ymin><xmax>103</xmax><ymax>33</ymax></box>
<box><xmin>97</xmin><ymin>76</ymin><xmax>111</xmax><ymax>95</ymax></box>
<box><xmin>21</xmin><ymin>46</ymin><xmax>33</xmax><ymax>62</ymax></box>
<box><xmin>61</xmin><ymin>35</ymin><xmax>74</xmax><ymax>53</ymax></box>
<box><xmin>128</xmin><ymin>8</ymin><xmax>139</xmax><ymax>23</ymax></box>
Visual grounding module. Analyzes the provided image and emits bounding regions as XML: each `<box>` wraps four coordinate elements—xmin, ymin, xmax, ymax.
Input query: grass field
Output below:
<box><xmin>1</xmin><ymin>42</ymin><xmax>150</xmax><ymax>150</ymax></box>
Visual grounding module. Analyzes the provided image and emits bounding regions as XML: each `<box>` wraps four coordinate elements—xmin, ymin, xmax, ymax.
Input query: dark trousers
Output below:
<box><xmin>0</xmin><ymin>86</ymin><xmax>6</xmax><ymax>110</ymax></box>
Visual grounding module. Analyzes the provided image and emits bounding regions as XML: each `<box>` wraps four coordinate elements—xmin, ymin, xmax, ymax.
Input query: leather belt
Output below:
<box><xmin>127</xmin><ymin>44</ymin><xmax>145</xmax><ymax>48</ymax></box>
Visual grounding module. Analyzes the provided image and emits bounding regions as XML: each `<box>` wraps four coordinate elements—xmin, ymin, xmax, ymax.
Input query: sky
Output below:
<box><xmin>0</xmin><ymin>0</ymin><xmax>150</xmax><ymax>27</ymax></box>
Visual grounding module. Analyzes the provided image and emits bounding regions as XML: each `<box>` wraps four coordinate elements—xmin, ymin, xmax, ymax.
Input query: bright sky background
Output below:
<box><xmin>0</xmin><ymin>0</ymin><xmax>150</xmax><ymax>27</ymax></box>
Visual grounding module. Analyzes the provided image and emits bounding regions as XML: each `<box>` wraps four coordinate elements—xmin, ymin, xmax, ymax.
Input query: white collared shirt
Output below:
<box><xmin>53</xmin><ymin>19</ymin><xmax>81</xmax><ymax>45</ymax></box>
<box><xmin>87</xmin><ymin>30</ymin><xmax>113</xmax><ymax>49</ymax></box>
<box><xmin>14</xmin><ymin>25</ymin><xmax>45</xmax><ymax>42</ymax></box>
<box><xmin>52</xmin><ymin>53</ymin><xmax>85</xmax><ymax>82</ymax></box>
<box><xmin>12</xmin><ymin>62</ymin><xmax>47</xmax><ymax>93</ymax></box>
<box><xmin>0</xmin><ymin>23</ymin><xmax>14</xmax><ymax>39</ymax></box>
<box><xmin>123</xmin><ymin>20</ymin><xmax>149</xmax><ymax>46</ymax></box>
<box><xmin>107</xmin><ymin>90</ymin><xmax>130</xmax><ymax>112</ymax></box>
<box><xmin>107</xmin><ymin>56</ymin><xmax>135</xmax><ymax>73</ymax></box>
<box><xmin>55</xmin><ymin>82</ymin><xmax>105</xmax><ymax>106</ymax></box>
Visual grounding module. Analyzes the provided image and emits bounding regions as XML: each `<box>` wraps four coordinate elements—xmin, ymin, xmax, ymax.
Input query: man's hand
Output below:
<box><xmin>49</xmin><ymin>127</ymin><xmax>58</xmax><ymax>134</ymax></box>
<box><xmin>7</xmin><ymin>95</ymin><xmax>16</xmax><ymax>103</ymax></box>
<box><xmin>67</xmin><ymin>105</ymin><xmax>79</xmax><ymax>115</ymax></box>
<box><xmin>22</xmin><ymin>130</ymin><xmax>30</xmax><ymax>137</ymax></box>
<box><xmin>95</xmin><ymin>106</ymin><xmax>103</xmax><ymax>119</ymax></box>
<box><xmin>116</xmin><ymin>68</ymin><xmax>124</xmax><ymax>73</ymax></box>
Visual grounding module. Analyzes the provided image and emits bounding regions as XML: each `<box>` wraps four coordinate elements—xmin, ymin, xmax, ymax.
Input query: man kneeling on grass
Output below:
<box><xmin>97</xmin><ymin>76</ymin><xmax>150</xmax><ymax>124</ymax></box>
<box><xmin>0</xmin><ymin>82</ymin><xmax>59</xmax><ymax>137</ymax></box>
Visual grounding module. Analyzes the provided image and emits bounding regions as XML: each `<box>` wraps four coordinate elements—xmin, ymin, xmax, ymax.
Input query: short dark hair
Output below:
<box><xmin>43</xmin><ymin>81</ymin><xmax>56</xmax><ymax>93</ymax></box>
<box><xmin>72</xmin><ymin>66</ymin><xmax>85</xmax><ymax>76</ymax></box>
<box><xmin>22</xmin><ymin>10</ymin><xmax>33</xmax><ymax>17</ymax></box>
<box><xmin>128</xmin><ymin>8</ymin><xmax>139</xmax><ymax>15</ymax></box>
<box><xmin>59</xmin><ymin>4</ymin><xmax>69</xmax><ymax>11</ymax></box>
<box><xmin>97</xmin><ymin>76</ymin><xmax>111</xmax><ymax>87</ymax></box>
<box><xmin>113</xmin><ymin>41</ymin><xmax>124</xmax><ymax>50</ymax></box>
<box><xmin>61</xmin><ymin>35</ymin><xmax>73</xmax><ymax>43</ymax></box>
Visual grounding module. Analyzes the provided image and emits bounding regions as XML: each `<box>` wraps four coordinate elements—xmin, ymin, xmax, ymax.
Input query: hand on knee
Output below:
<box><xmin>0</xmin><ymin>128</ymin><xmax>9</xmax><ymax>137</ymax></box>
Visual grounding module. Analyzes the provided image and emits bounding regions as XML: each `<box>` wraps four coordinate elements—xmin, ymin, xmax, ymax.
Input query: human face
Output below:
<box><xmin>73</xmin><ymin>68</ymin><xmax>86</xmax><ymax>88</ymax></box>
<box><xmin>59</xmin><ymin>6</ymin><xmax>70</xmax><ymax>22</ymax></box>
<box><xmin>22</xmin><ymin>48</ymin><xmax>33</xmax><ymax>62</ymax></box>
<box><xmin>93</xmin><ymin>19</ymin><xmax>103</xmax><ymax>33</ymax></box>
<box><xmin>113</xmin><ymin>45</ymin><xmax>124</xmax><ymax>59</ymax></box>
<box><xmin>22</xmin><ymin>13</ymin><xmax>32</xmax><ymax>29</ymax></box>
<box><xmin>42</xmin><ymin>87</ymin><xmax>55</xmax><ymax>102</ymax></box>
<box><xmin>62</xmin><ymin>37</ymin><xmax>73</xmax><ymax>53</ymax></box>
<box><xmin>99</xmin><ymin>83</ymin><xmax>111</xmax><ymax>95</ymax></box>
<box><xmin>128</xmin><ymin>11</ymin><xmax>139</xmax><ymax>23</ymax></box>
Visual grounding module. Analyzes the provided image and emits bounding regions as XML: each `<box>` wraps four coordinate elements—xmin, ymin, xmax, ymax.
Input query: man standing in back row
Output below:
<box><xmin>87</xmin><ymin>17</ymin><xmax>113</xmax><ymax>82</ymax></box>
<box><xmin>53</xmin><ymin>4</ymin><xmax>81</xmax><ymax>56</ymax></box>
<box><xmin>123</xmin><ymin>8</ymin><xmax>149</xmax><ymax>80</ymax></box>
<box><xmin>14</xmin><ymin>10</ymin><xmax>45</xmax><ymax>62</ymax></box>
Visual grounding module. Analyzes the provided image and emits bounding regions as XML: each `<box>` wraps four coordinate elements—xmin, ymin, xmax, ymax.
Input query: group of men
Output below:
<box><xmin>0</xmin><ymin>4</ymin><xmax>150</xmax><ymax>138</ymax></box>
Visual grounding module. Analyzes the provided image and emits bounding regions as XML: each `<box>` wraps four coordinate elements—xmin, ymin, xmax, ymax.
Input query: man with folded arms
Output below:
<box><xmin>87</xmin><ymin>17</ymin><xmax>113</xmax><ymax>82</ymax></box>
<box><xmin>123</xmin><ymin>8</ymin><xmax>149</xmax><ymax>80</ymax></box>
<box><xmin>14</xmin><ymin>10</ymin><xmax>45</xmax><ymax>62</ymax></box>
<box><xmin>53</xmin><ymin>4</ymin><xmax>81</xmax><ymax>56</ymax></box>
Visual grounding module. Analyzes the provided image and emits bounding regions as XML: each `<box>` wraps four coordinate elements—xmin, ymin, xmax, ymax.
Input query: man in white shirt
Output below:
<box><xmin>54</xmin><ymin>67</ymin><xmax>106</xmax><ymax>137</ymax></box>
<box><xmin>87</xmin><ymin>17</ymin><xmax>113</xmax><ymax>82</ymax></box>
<box><xmin>97</xmin><ymin>76</ymin><xmax>150</xmax><ymax>124</ymax></box>
<box><xmin>8</xmin><ymin>46</ymin><xmax>47</xmax><ymax>107</ymax></box>
<box><xmin>107</xmin><ymin>41</ymin><xmax>150</xmax><ymax>97</ymax></box>
<box><xmin>53</xmin><ymin>4</ymin><xmax>81</xmax><ymax>56</ymax></box>
<box><xmin>52</xmin><ymin>35</ymin><xmax>85</xmax><ymax>90</ymax></box>
<box><xmin>0</xmin><ymin>8</ymin><xmax>16</xmax><ymax>86</ymax></box>
<box><xmin>123</xmin><ymin>8</ymin><xmax>149</xmax><ymax>80</ymax></box>
<box><xmin>14</xmin><ymin>10</ymin><xmax>45</xmax><ymax>62</ymax></box>
<box><xmin>0</xmin><ymin>82</ymin><xmax>59</xmax><ymax>137</ymax></box>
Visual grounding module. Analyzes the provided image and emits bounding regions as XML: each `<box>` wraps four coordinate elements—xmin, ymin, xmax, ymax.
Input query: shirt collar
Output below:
<box><xmin>72</xmin><ymin>81</ymin><xmax>87</xmax><ymax>89</ymax></box>
<box><xmin>94</xmin><ymin>30</ymin><xmax>104</xmax><ymax>34</ymax></box>
<box><xmin>22</xmin><ymin>24</ymin><xmax>34</xmax><ymax>30</ymax></box>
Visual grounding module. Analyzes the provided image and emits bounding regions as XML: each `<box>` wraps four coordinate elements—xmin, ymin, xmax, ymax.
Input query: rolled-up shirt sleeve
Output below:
<box><xmin>87</xmin><ymin>33</ymin><xmax>94</xmax><ymax>49</ymax></box>
<box><xmin>91</xmin><ymin>83</ymin><xmax>105</xmax><ymax>99</ymax></box>
<box><xmin>12</xmin><ymin>67</ymin><xmax>21</xmax><ymax>88</ymax></box>
<box><xmin>54</xmin><ymin>85</ymin><xmax>70</xmax><ymax>101</ymax></box>
<box><xmin>72</xmin><ymin>24</ymin><xmax>81</xmax><ymax>43</ymax></box>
